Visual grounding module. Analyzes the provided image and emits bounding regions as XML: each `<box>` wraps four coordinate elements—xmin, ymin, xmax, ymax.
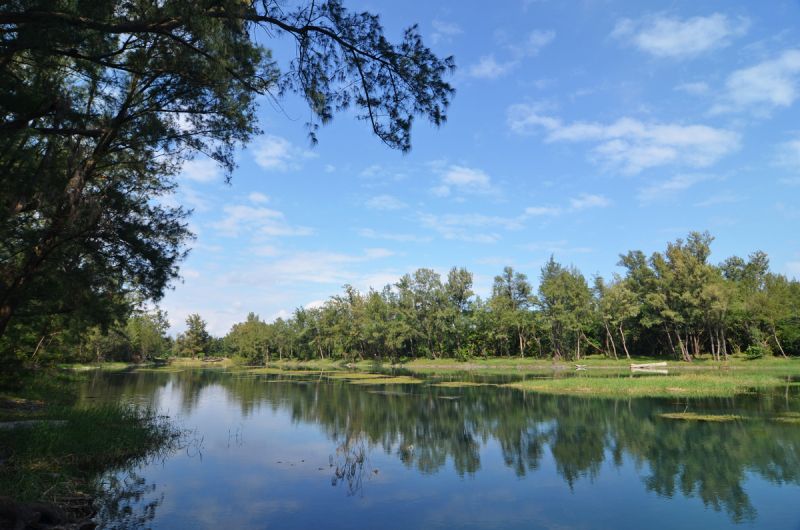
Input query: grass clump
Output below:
<box><xmin>348</xmin><ymin>376</ymin><xmax>422</xmax><ymax>385</ymax></box>
<box><xmin>659</xmin><ymin>412</ymin><xmax>744</xmax><ymax>422</ymax></box>
<box><xmin>325</xmin><ymin>372</ymin><xmax>387</xmax><ymax>380</ymax></box>
<box><xmin>504</xmin><ymin>372</ymin><xmax>798</xmax><ymax>398</ymax></box>
<box><xmin>0</xmin><ymin>405</ymin><xmax>180</xmax><ymax>502</ymax></box>
<box><xmin>432</xmin><ymin>381</ymin><xmax>489</xmax><ymax>388</ymax></box>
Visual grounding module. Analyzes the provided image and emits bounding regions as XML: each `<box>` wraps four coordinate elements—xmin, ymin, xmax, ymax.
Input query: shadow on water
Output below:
<box><xmin>81</xmin><ymin>369</ymin><xmax>800</xmax><ymax>528</ymax></box>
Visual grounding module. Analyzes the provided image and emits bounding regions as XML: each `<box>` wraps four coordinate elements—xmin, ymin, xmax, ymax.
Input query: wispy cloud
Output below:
<box><xmin>525</xmin><ymin>193</ymin><xmax>611</xmax><ymax>217</ymax></box>
<box><xmin>244</xmin><ymin>248</ymin><xmax>395</xmax><ymax>285</ymax></box>
<box><xmin>365</xmin><ymin>194</ymin><xmax>408</xmax><ymax>211</ymax></box>
<box><xmin>248</xmin><ymin>192</ymin><xmax>270</xmax><ymax>204</ymax></box>
<box><xmin>432</xmin><ymin>165</ymin><xmax>499</xmax><ymax>197</ymax></box>
<box><xmin>418</xmin><ymin>212</ymin><xmax>523</xmax><ymax>243</ymax></box>
<box><xmin>612</xmin><ymin>13</ymin><xmax>749</xmax><ymax>59</ymax></box>
<box><xmin>569</xmin><ymin>193</ymin><xmax>611</xmax><ymax>210</ymax></box>
<box><xmin>431</xmin><ymin>20</ymin><xmax>463</xmax><ymax>45</ymax></box>
<box><xmin>779</xmin><ymin>177</ymin><xmax>800</xmax><ymax>186</ymax></box>
<box><xmin>524</xmin><ymin>206</ymin><xmax>563</xmax><ymax>217</ymax></box>
<box><xmin>522</xmin><ymin>240</ymin><xmax>593</xmax><ymax>254</ymax></box>
<box><xmin>712</xmin><ymin>49</ymin><xmax>800</xmax><ymax>115</ymax></box>
<box><xmin>774</xmin><ymin>137</ymin><xmax>800</xmax><ymax>170</ymax></box>
<box><xmin>468</xmin><ymin>30</ymin><xmax>555</xmax><ymax>79</ymax></box>
<box><xmin>468</xmin><ymin>55</ymin><xmax>516</xmax><ymax>79</ymax></box>
<box><xmin>180</xmin><ymin>158</ymin><xmax>220</xmax><ymax>183</ymax></box>
<box><xmin>510</xmin><ymin>30</ymin><xmax>556</xmax><ymax>58</ymax></box>
<box><xmin>358</xmin><ymin>228</ymin><xmax>432</xmax><ymax>243</ymax></box>
<box><xmin>693</xmin><ymin>191</ymin><xmax>741</xmax><ymax>207</ymax></box>
<box><xmin>251</xmin><ymin>134</ymin><xmax>316</xmax><ymax>171</ymax></box>
<box><xmin>508</xmin><ymin>104</ymin><xmax>739</xmax><ymax>174</ymax></box>
<box><xmin>674</xmin><ymin>81</ymin><xmax>710</xmax><ymax>95</ymax></box>
<box><xmin>213</xmin><ymin>204</ymin><xmax>313</xmax><ymax>237</ymax></box>
<box><xmin>637</xmin><ymin>173</ymin><xmax>717</xmax><ymax>203</ymax></box>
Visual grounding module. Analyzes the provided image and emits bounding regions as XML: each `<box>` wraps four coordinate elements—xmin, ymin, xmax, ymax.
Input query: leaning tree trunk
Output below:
<box><xmin>619</xmin><ymin>324</ymin><xmax>631</xmax><ymax>360</ymax></box>
<box><xmin>604</xmin><ymin>321</ymin><xmax>618</xmax><ymax>359</ymax></box>
<box><xmin>771</xmin><ymin>325</ymin><xmax>787</xmax><ymax>358</ymax></box>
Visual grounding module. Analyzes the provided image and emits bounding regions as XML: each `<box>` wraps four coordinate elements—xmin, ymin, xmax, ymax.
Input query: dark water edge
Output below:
<box><xmin>81</xmin><ymin>369</ymin><xmax>800</xmax><ymax>529</ymax></box>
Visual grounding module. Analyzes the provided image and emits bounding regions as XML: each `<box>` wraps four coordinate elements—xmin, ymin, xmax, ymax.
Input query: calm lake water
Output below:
<box><xmin>79</xmin><ymin>369</ymin><xmax>800</xmax><ymax>529</ymax></box>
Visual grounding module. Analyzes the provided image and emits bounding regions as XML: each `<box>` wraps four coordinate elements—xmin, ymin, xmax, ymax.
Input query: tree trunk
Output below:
<box><xmin>619</xmin><ymin>324</ymin><xmax>631</xmax><ymax>359</ymax></box>
<box><xmin>771</xmin><ymin>325</ymin><xmax>787</xmax><ymax>358</ymax></box>
<box><xmin>604</xmin><ymin>321</ymin><xmax>618</xmax><ymax>359</ymax></box>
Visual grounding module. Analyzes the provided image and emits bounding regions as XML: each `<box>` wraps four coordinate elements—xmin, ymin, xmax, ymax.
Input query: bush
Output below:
<box><xmin>744</xmin><ymin>343</ymin><xmax>769</xmax><ymax>360</ymax></box>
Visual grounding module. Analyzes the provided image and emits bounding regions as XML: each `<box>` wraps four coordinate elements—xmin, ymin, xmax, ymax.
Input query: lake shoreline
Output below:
<box><xmin>0</xmin><ymin>371</ymin><xmax>182</xmax><ymax>528</ymax></box>
<box><xmin>58</xmin><ymin>354</ymin><xmax>800</xmax><ymax>399</ymax></box>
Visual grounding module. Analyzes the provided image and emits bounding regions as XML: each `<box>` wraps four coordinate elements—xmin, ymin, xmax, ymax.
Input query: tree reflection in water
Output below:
<box><xmin>83</xmin><ymin>369</ymin><xmax>800</xmax><ymax>524</ymax></box>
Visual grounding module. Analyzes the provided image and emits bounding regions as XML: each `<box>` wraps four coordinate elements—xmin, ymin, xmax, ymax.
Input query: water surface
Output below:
<box><xmin>80</xmin><ymin>369</ymin><xmax>800</xmax><ymax>529</ymax></box>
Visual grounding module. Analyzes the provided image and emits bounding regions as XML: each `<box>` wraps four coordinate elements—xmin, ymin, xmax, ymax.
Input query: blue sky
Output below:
<box><xmin>163</xmin><ymin>0</ymin><xmax>800</xmax><ymax>335</ymax></box>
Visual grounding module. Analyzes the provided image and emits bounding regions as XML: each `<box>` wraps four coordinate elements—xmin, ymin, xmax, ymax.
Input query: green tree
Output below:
<box><xmin>538</xmin><ymin>258</ymin><xmax>592</xmax><ymax>360</ymax></box>
<box><xmin>177</xmin><ymin>313</ymin><xmax>210</xmax><ymax>358</ymax></box>
<box><xmin>126</xmin><ymin>308</ymin><xmax>170</xmax><ymax>361</ymax></box>
<box><xmin>0</xmin><ymin>0</ymin><xmax>454</xmax><ymax>358</ymax></box>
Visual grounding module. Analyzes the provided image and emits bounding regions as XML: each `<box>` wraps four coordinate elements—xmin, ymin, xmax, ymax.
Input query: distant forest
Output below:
<box><xmin>18</xmin><ymin>231</ymin><xmax>800</xmax><ymax>364</ymax></box>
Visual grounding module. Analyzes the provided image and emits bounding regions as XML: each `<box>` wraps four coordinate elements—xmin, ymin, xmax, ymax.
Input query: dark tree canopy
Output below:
<box><xmin>0</xmin><ymin>0</ymin><xmax>455</xmax><ymax>358</ymax></box>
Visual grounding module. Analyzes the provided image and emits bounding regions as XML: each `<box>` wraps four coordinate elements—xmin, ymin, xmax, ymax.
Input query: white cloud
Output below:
<box><xmin>612</xmin><ymin>13</ymin><xmax>749</xmax><ymax>59</ymax></box>
<box><xmin>250</xmin><ymin>249</ymin><xmax>394</xmax><ymax>285</ymax></box>
<box><xmin>213</xmin><ymin>204</ymin><xmax>313</xmax><ymax>237</ymax></box>
<box><xmin>469</xmin><ymin>55</ymin><xmax>516</xmax><ymax>79</ymax></box>
<box><xmin>693</xmin><ymin>191</ymin><xmax>741</xmax><ymax>207</ymax></box>
<box><xmin>180</xmin><ymin>158</ymin><xmax>220</xmax><ymax>183</ymax></box>
<box><xmin>779</xmin><ymin>176</ymin><xmax>800</xmax><ymax>186</ymax></box>
<box><xmin>365</xmin><ymin>194</ymin><xmax>407</xmax><ymax>210</ymax></box>
<box><xmin>182</xmin><ymin>268</ymin><xmax>201</xmax><ymax>279</ymax></box>
<box><xmin>524</xmin><ymin>206</ymin><xmax>562</xmax><ymax>216</ymax></box>
<box><xmin>508</xmin><ymin>104</ymin><xmax>739</xmax><ymax>174</ymax></box>
<box><xmin>675</xmin><ymin>81</ymin><xmax>710</xmax><ymax>95</ymax></box>
<box><xmin>304</xmin><ymin>299</ymin><xmax>326</xmax><ymax>310</ymax></box>
<box><xmin>358</xmin><ymin>228</ymin><xmax>432</xmax><ymax>243</ymax></box>
<box><xmin>525</xmin><ymin>194</ymin><xmax>610</xmax><ymax>217</ymax></box>
<box><xmin>248</xmin><ymin>192</ymin><xmax>270</xmax><ymax>204</ymax></box>
<box><xmin>522</xmin><ymin>240</ymin><xmax>592</xmax><ymax>254</ymax></box>
<box><xmin>251</xmin><ymin>134</ymin><xmax>316</xmax><ymax>171</ymax></box>
<box><xmin>252</xmin><ymin>245</ymin><xmax>280</xmax><ymax>257</ymax></box>
<box><xmin>569</xmin><ymin>193</ymin><xmax>611</xmax><ymax>210</ymax></box>
<box><xmin>179</xmin><ymin>187</ymin><xmax>211</xmax><ymax>213</ymax></box>
<box><xmin>469</xmin><ymin>30</ymin><xmax>554</xmax><ymax>79</ymax></box>
<box><xmin>775</xmin><ymin>137</ymin><xmax>800</xmax><ymax>170</ymax></box>
<box><xmin>712</xmin><ymin>49</ymin><xmax>800</xmax><ymax>114</ymax></box>
<box><xmin>637</xmin><ymin>173</ymin><xmax>717</xmax><ymax>203</ymax></box>
<box><xmin>418</xmin><ymin>212</ymin><xmax>523</xmax><ymax>243</ymax></box>
<box><xmin>514</xmin><ymin>30</ymin><xmax>556</xmax><ymax>57</ymax></box>
<box><xmin>433</xmin><ymin>165</ymin><xmax>497</xmax><ymax>197</ymax></box>
<box><xmin>431</xmin><ymin>20</ymin><xmax>462</xmax><ymax>44</ymax></box>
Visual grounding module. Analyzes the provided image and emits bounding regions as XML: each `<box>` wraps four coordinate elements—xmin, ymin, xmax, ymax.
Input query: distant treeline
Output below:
<box><xmin>20</xmin><ymin>231</ymin><xmax>800</xmax><ymax>364</ymax></box>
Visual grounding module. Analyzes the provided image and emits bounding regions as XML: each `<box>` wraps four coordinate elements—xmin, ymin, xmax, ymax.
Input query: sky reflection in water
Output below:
<box><xmin>81</xmin><ymin>370</ymin><xmax>800</xmax><ymax>529</ymax></box>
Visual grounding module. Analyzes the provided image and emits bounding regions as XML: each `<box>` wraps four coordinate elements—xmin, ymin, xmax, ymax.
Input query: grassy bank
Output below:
<box><xmin>503</xmin><ymin>371</ymin><xmax>798</xmax><ymax>398</ymax></box>
<box><xmin>55</xmin><ymin>355</ymin><xmax>800</xmax><ymax>399</ymax></box>
<box><xmin>0</xmin><ymin>371</ymin><xmax>180</xmax><ymax>505</ymax></box>
<box><xmin>255</xmin><ymin>355</ymin><xmax>800</xmax><ymax>398</ymax></box>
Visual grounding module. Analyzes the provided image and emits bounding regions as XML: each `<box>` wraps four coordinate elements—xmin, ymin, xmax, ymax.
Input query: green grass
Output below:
<box><xmin>324</xmin><ymin>372</ymin><xmax>388</xmax><ymax>380</ymax></box>
<box><xmin>0</xmin><ymin>405</ymin><xmax>180</xmax><ymax>502</ymax></box>
<box><xmin>347</xmin><ymin>376</ymin><xmax>423</xmax><ymax>385</ymax></box>
<box><xmin>504</xmin><ymin>371</ymin><xmax>798</xmax><ymax>398</ymax></box>
<box><xmin>432</xmin><ymin>381</ymin><xmax>491</xmax><ymax>388</ymax></box>
<box><xmin>0</xmin><ymin>369</ymin><xmax>181</xmax><ymax>504</ymax></box>
<box><xmin>58</xmin><ymin>362</ymin><xmax>135</xmax><ymax>372</ymax></box>
<box><xmin>659</xmin><ymin>412</ymin><xmax>745</xmax><ymax>422</ymax></box>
